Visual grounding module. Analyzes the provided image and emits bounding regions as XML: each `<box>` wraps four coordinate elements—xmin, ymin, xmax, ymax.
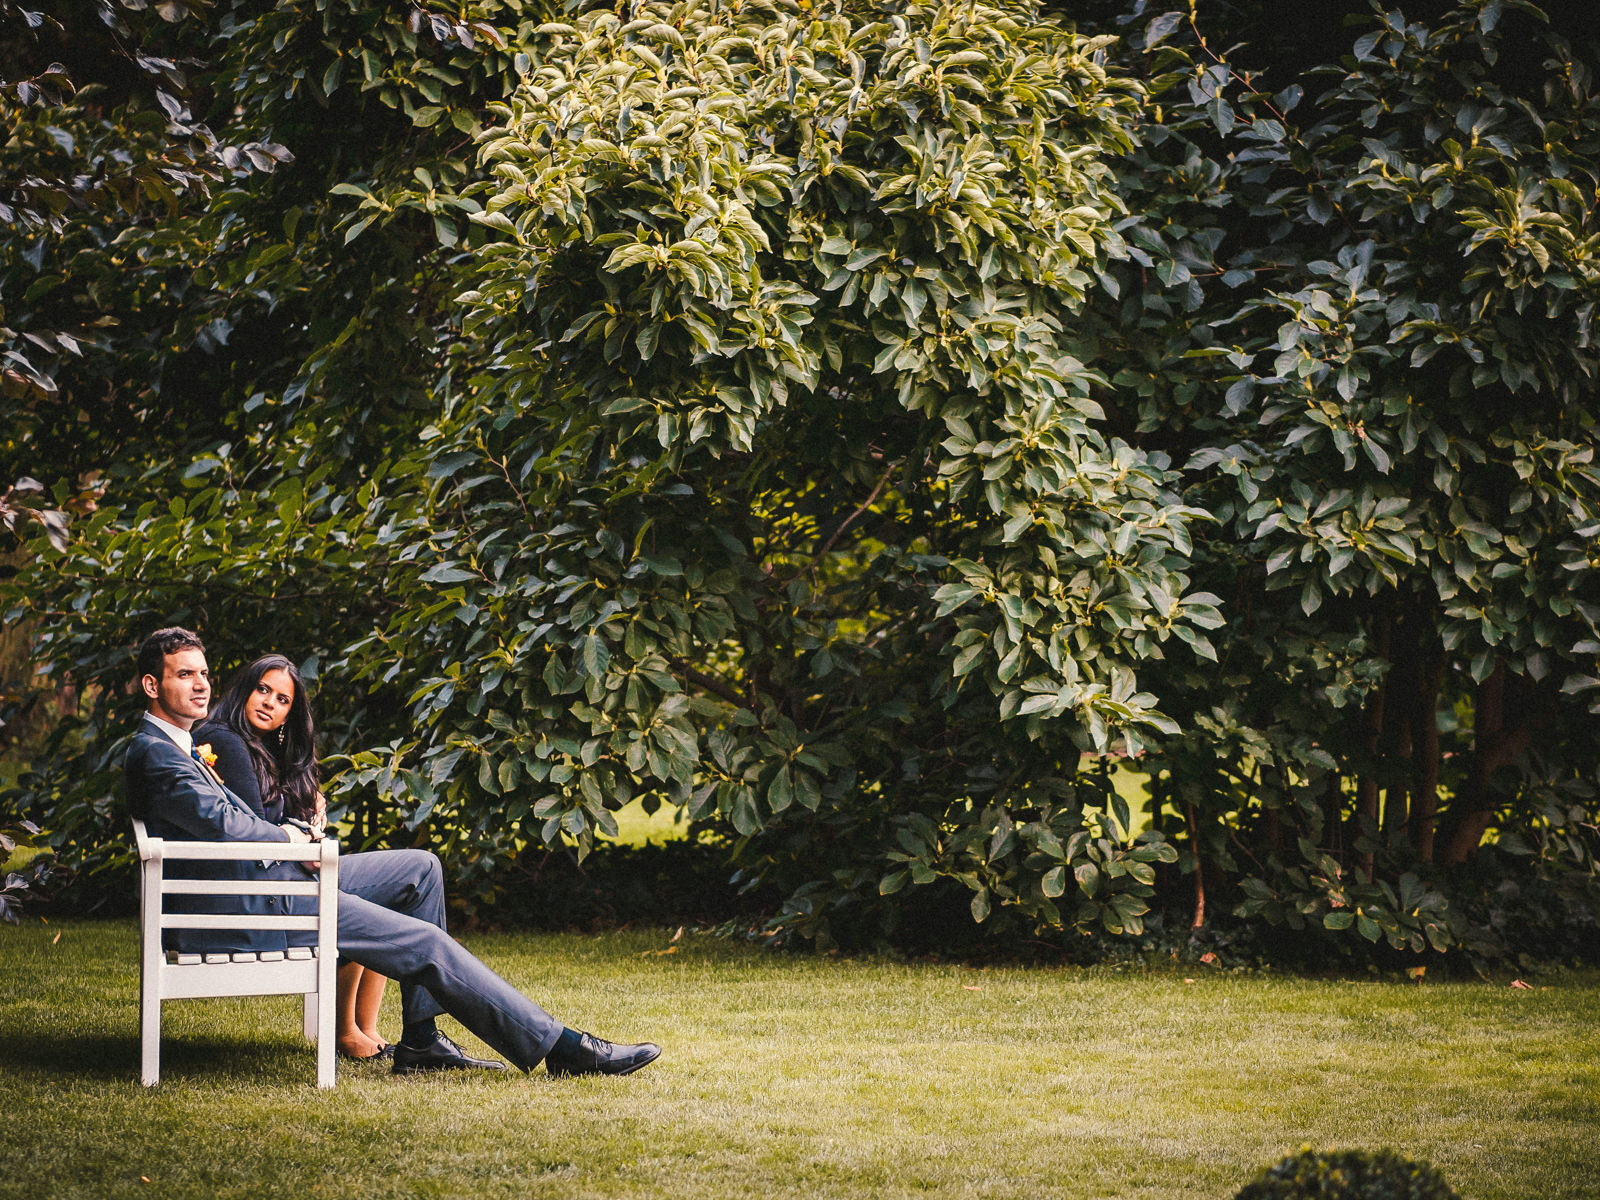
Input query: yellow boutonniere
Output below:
<box><xmin>196</xmin><ymin>743</ymin><xmax>218</xmax><ymax>768</ymax></box>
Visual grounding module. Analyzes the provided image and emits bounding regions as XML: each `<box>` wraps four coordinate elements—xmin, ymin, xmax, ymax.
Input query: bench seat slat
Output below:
<box><xmin>166</xmin><ymin>948</ymin><xmax>317</xmax><ymax>964</ymax></box>
<box><xmin>159</xmin><ymin>914</ymin><xmax>320</xmax><ymax>931</ymax></box>
<box><xmin>162</xmin><ymin>880</ymin><xmax>322</xmax><ymax>896</ymax></box>
<box><xmin>161</xmin><ymin>959</ymin><xmax>320</xmax><ymax>999</ymax></box>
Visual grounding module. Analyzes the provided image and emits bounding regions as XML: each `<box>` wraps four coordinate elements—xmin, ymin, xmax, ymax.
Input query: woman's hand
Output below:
<box><xmin>312</xmin><ymin>791</ymin><xmax>328</xmax><ymax>834</ymax></box>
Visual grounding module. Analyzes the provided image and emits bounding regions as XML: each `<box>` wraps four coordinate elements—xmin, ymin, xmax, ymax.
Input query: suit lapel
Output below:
<box><xmin>141</xmin><ymin>722</ymin><xmax>232</xmax><ymax>798</ymax></box>
<box><xmin>189</xmin><ymin>750</ymin><xmax>228</xmax><ymax>790</ymax></box>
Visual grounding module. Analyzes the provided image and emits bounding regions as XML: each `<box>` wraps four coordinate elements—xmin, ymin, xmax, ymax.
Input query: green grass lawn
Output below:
<box><xmin>1</xmin><ymin>920</ymin><xmax>1595</xmax><ymax>1200</ymax></box>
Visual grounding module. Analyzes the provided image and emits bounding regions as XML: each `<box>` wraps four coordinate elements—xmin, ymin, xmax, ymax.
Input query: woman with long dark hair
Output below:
<box><xmin>194</xmin><ymin>653</ymin><xmax>393</xmax><ymax>1062</ymax></box>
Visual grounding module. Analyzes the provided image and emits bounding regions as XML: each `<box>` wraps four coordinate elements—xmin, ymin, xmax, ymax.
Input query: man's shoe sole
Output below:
<box><xmin>549</xmin><ymin>1045</ymin><xmax>662</xmax><ymax>1077</ymax></box>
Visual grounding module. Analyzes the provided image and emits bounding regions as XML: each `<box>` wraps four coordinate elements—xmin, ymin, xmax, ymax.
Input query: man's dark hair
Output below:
<box><xmin>136</xmin><ymin>627</ymin><xmax>206</xmax><ymax>684</ymax></box>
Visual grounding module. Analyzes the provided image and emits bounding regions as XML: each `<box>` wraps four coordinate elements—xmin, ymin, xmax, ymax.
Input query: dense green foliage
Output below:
<box><xmin>1086</xmin><ymin>0</ymin><xmax>1600</xmax><ymax>965</ymax></box>
<box><xmin>0</xmin><ymin>817</ymin><xmax>42</xmax><ymax>923</ymax></box>
<box><xmin>3</xmin><ymin>0</ymin><xmax>1597</xmax><ymax>963</ymax></box>
<box><xmin>1234</xmin><ymin>1148</ymin><xmax>1461</xmax><ymax>1200</ymax></box>
<box><xmin>1</xmin><ymin>0</ymin><xmax>551</xmax><ymax>895</ymax></box>
<box><xmin>369</xmin><ymin>0</ymin><xmax>1212</xmax><ymax>938</ymax></box>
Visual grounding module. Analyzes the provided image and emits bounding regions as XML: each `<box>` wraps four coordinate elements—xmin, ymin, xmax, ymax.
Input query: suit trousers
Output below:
<box><xmin>335</xmin><ymin>849</ymin><xmax>564</xmax><ymax>1070</ymax></box>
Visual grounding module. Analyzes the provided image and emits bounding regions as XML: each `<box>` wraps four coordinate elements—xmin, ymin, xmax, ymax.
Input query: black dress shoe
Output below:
<box><xmin>544</xmin><ymin>1031</ymin><xmax>661</xmax><ymax>1077</ymax></box>
<box><xmin>392</xmin><ymin>1032</ymin><xmax>506</xmax><ymax>1075</ymax></box>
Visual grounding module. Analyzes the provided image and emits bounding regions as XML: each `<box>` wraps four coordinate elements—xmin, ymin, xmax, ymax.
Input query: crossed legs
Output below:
<box><xmin>331</xmin><ymin>848</ymin><xmax>565</xmax><ymax>1069</ymax></box>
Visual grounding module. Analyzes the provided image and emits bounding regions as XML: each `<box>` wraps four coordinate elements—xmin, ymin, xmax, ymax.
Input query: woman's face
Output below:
<box><xmin>246</xmin><ymin>667</ymin><xmax>296</xmax><ymax>735</ymax></box>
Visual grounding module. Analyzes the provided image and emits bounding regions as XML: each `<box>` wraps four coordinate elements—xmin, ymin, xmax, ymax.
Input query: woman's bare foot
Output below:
<box><xmin>337</xmin><ymin>1030</ymin><xmax>383</xmax><ymax>1060</ymax></box>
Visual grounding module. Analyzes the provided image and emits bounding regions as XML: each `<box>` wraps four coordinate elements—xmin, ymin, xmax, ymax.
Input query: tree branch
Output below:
<box><xmin>781</xmin><ymin>459</ymin><xmax>900</xmax><ymax>587</ymax></box>
<box><xmin>666</xmin><ymin>656</ymin><xmax>749</xmax><ymax>709</ymax></box>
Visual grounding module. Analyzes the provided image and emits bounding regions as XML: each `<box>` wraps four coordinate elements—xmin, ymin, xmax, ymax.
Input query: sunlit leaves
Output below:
<box><xmin>357</xmin><ymin>0</ymin><xmax>1207</xmax><ymax>930</ymax></box>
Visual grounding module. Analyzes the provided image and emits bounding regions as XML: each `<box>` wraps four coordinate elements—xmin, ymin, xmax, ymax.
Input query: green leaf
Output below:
<box><xmin>1075</xmin><ymin>863</ymin><xmax>1101</xmax><ymax>897</ymax></box>
<box><xmin>767</xmin><ymin>766</ymin><xmax>793</xmax><ymax>813</ymax></box>
<box><xmin>581</xmin><ymin>633</ymin><xmax>610</xmax><ymax>678</ymax></box>
<box><xmin>970</xmin><ymin>888</ymin><xmax>992</xmax><ymax>923</ymax></box>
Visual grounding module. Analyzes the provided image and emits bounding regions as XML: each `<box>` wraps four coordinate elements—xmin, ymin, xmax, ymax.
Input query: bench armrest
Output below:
<box><xmin>138</xmin><ymin>837</ymin><xmax>339</xmax><ymax>864</ymax></box>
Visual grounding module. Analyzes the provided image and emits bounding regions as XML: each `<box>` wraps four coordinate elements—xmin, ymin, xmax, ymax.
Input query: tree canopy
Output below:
<box><xmin>3</xmin><ymin>0</ymin><xmax>1597</xmax><ymax>965</ymax></box>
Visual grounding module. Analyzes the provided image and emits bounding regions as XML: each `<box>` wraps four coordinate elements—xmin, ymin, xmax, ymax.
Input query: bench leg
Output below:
<box><xmin>138</xmin><ymin>854</ymin><xmax>163</xmax><ymax>1086</ymax></box>
<box><xmin>140</xmin><ymin>995</ymin><xmax>161</xmax><ymax>1087</ymax></box>
<box><xmin>303</xmin><ymin>992</ymin><xmax>318</xmax><ymax>1042</ymax></box>
<box><xmin>313</xmin><ymin>956</ymin><xmax>335</xmax><ymax>1088</ymax></box>
<box><xmin>315</xmin><ymin>1012</ymin><xmax>334</xmax><ymax>1088</ymax></box>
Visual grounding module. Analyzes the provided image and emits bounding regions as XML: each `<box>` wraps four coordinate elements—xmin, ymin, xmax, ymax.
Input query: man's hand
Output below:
<box><xmin>280</xmin><ymin>821</ymin><xmax>323</xmax><ymax>871</ymax></box>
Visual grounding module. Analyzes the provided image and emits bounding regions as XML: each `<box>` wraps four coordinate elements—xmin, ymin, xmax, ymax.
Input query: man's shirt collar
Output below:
<box><xmin>143</xmin><ymin>712</ymin><xmax>194</xmax><ymax>756</ymax></box>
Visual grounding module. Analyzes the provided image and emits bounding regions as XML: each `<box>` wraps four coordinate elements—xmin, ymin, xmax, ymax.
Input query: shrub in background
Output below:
<box><xmin>1235</xmin><ymin>1148</ymin><xmax>1461</xmax><ymax>1200</ymax></box>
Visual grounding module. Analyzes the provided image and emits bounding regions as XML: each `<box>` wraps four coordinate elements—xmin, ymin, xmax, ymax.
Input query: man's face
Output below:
<box><xmin>142</xmin><ymin>648</ymin><xmax>211</xmax><ymax>729</ymax></box>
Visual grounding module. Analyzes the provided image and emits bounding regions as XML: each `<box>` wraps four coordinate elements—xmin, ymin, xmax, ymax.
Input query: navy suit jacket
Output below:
<box><xmin>125</xmin><ymin>718</ymin><xmax>313</xmax><ymax>954</ymax></box>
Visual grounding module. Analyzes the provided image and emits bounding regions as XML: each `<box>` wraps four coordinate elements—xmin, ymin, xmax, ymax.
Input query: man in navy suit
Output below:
<box><xmin>126</xmin><ymin>626</ymin><xmax>660</xmax><ymax>1078</ymax></box>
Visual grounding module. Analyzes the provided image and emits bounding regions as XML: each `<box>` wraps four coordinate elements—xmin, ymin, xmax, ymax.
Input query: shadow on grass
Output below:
<box><xmin>0</xmin><ymin>1025</ymin><xmax>322</xmax><ymax>1084</ymax></box>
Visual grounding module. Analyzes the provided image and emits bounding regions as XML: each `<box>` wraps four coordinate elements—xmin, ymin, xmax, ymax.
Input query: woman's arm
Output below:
<box><xmin>194</xmin><ymin>723</ymin><xmax>274</xmax><ymax>820</ymax></box>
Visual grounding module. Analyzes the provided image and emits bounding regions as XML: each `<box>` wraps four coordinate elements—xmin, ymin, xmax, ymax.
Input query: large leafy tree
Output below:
<box><xmin>342</xmin><ymin>0</ymin><xmax>1212</xmax><ymax>941</ymax></box>
<box><xmin>1084</xmin><ymin>0</ymin><xmax>1600</xmax><ymax>963</ymax></box>
<box><xmin>5</xmin><ymin>0</ymin><xmax>1214</xmax><ymax>941</ymax></box>
<box><xmin>5</xmin><ymin>0</ymin><xmax>1597</xmax><ymax>966</ymax></box>
<box><xmin>0</xmin><ymin>0</ymin><xmax>272</xmax><ymax>548</ymax></box>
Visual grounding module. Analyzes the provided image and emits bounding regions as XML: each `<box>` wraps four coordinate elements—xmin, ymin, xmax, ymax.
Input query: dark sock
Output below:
<box><xmin>401</xmin><ymin>1019</ymin><xmax>438</xmax><ymax>1048</ymax></box>
<box><xmin>550</xmin><ymin>1027</ymin><xmax>584</xmax><ymax>1059</ymax></box>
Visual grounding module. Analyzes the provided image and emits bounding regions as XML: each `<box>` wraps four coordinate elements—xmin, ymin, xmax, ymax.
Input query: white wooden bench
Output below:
<box><xmin>132</xmin><ymin>817</ymin><xmax>340</xmax><ymax>1087</ymax></box>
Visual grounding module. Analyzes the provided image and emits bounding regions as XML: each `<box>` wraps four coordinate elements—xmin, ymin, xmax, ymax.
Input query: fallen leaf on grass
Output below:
<box><xmin>639</xmin><ymin>945</ymin><xmax>678</xmax><ymax>957</ymax></box>
<box><xmin>52</xmin><ymin>931</ymin><xmax>61</xmax><ymax>944</ymax></box>
<box><xmin>1198</xmin><ymin>952</ymin><xmax>1217</xmax><ymax>965</ymax></box>
<box><xmin>1406</xmin><ymin>966</ymin><xmax>1426</xmax><ymax>981</ymax></box>
<box><xmin>961</xmin><ymin>984</ymin><xmax>982</xmax><ymax>991</ymax></box>
<box><xmin>671</xmin><ymin>926</ymin><xmax>684</xmax><ymax>942</ymax></box>
<box><xmin>1183</xmin><ymin>978</ymin><xmax>1196</xmax><ymax>984</ymax></box>
<box><xmin>1510</xmin><ymin>979</ymin><xmax>1532</xmax><ymax>990</ymax></box>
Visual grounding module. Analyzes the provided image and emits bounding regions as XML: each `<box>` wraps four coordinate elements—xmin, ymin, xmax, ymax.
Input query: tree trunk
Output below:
<box><xmin>1184</xmin><ymin>798</ymin><xmax>1206</xmax><ymax>930</ymax></box>
<box><xmin>1355</xmin><ymin>610</ymin><xmax>1392</xmax><ymax>880</ymax></box>
<box><xmin>1410</xmin><ymin>643</ymin><xmax>1444</xmax><ymax>862</ymax></box>
<box><xmin>1441</xmin><ymin>661</ymin><xmax>1532</xmax><ymax>866</ymax></box>
<box><xmin>1381</xmin><ymin>614</ymin><xmax>1420</xmax><ymax>839</ymax></box>
<box><xmin>1323</xmin><ymin>770</ymin><xmax>1344</xmax><ymax>857</ymax></box>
